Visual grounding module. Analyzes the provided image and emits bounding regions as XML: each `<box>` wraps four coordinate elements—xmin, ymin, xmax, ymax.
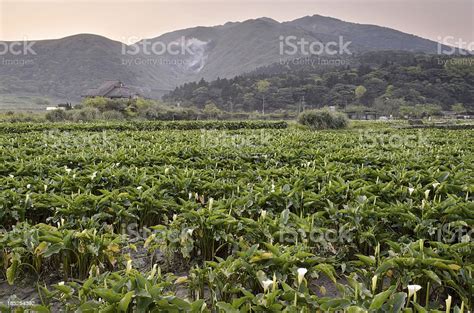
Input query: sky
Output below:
<box><xmin>1</xmin><ymin>0</ymin><xmax>473</xmax><ymax>48</ymax></box>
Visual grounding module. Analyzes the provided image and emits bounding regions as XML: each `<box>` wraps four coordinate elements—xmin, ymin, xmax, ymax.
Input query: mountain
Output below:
<box><xmin>286</xmin><ymin>15</ymin><xmax>442</xmax><ymax>52</ymax></box>
<box><xmin>0</xmin><ymin>15</ymin><xmax>453</xmax><ymax>107</ymax></box>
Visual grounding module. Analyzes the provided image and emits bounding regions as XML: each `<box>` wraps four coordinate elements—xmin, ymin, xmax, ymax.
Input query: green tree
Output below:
<box><xmin>83</xmin><ymin>97</ymin><xmax>108</xmax><ymax>110</ymax></box>
<box><xmin>399</xmin><ymin>105</ymin><xmax>418</xmax><ymax>118</ymax></box>
<box><xmin>374</xmin><ymin>97</ymin><xmax>406</xmax><ymax>116</ymax></box>
<box><xmin>355</xmin><ymin>85</ymin><xmax>367</xmax><ymax>99</ymax></box>
<box><xmin>451</xmin><ymin>103</ymin><xmax>466</xmax><ymax>114</ymax></box>
<box><xmin>421</xmin><ymin>104</ymin><xmax>442</xmax><ymax>116</ymax></box>
<box><xmin>203</xmin><ymin>101</ymin><xmax>222</xmax><ymax>119</ymax></box>
<box><xmin>192</xmin><ymin>87</ymin><xmax>210</xmax><ymax>108</ymax></box>
<box><xmin>255</xmin><ymin>80</ymin><xmax>270</xmax><ymax>114</ymax></box>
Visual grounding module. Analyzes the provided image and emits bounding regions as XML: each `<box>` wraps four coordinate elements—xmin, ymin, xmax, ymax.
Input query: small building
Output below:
<box><xmin>441</xmin><ymin>111</ymin><xmax>457</xmax><ymax>119</ymax></box>
<box><xmin>345</xmin><ymin>110</ymin><xmax>378</xmax><ymax>120</ymax></box>
<box><xmin>46</xmin><ymin>103</ymin><xmax>72</xmax><ymax>111</ymax></box>
<box><xmin>82</xmin><ymin>81</ymin><xmax>140</xmax><ymax>99</ymax></box>
<box><xmin>456</xmin><ymin>111</ymin><xmax>474</xmax><ymax>119</ymax></box>
<box><xmin>46</xmin><ymin>106</ymin><xmax>63</xmax><ymax>111</ymax></box>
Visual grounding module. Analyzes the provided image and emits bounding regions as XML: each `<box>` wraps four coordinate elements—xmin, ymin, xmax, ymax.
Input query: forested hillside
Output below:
<box><xmin>164</xmin><ymin>52</ymin><xmax>474</xmax><ymax>115</ymax></box>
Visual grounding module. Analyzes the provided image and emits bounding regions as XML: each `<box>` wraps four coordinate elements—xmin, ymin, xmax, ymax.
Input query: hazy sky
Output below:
<box><xmin>1</xmin><ymin>0</ymin><xmax>473</xmax><ymax>47</ymax></box>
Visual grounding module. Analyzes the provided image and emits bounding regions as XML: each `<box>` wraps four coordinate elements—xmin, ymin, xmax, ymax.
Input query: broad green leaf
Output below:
<box><xmin>369</xmin><ymin>286</ymin><xmax>395</xmax><ymax>310</ymax></box>
<box><xmin>216</xmin><ymin>302</ymin><xmax>239</xmax><ymax>313</ymax></box>
<box><xmin>93</xmin><ymin>288</ymin><xmax>123</xmax><ymax>303</ymax></box>
<box><xmin>118</xmin><ymin>291</ymin><xmax>134</xmax><ymax>312</ymax></box>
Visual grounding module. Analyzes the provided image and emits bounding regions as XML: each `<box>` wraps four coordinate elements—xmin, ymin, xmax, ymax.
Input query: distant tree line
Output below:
<box><xmin>45</xmin><ymin>97</ymin><xmax>293</xmax><ymax>122</ymax></box>
<box><xmin>163</xmin><ymin>51</ymin><xmax>474</xmax><ymax>116</ymax></box>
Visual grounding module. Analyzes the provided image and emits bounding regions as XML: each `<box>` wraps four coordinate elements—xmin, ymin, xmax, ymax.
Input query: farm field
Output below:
<box><xmin>0</xmin><ymin>121</ymin><xmax>473</xmax><ymax>312</ymax></box>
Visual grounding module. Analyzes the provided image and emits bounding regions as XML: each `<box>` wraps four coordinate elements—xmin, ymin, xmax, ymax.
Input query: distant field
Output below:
<box><xmin>0</xmin><ymin>94</ymin><xmax>59</xmax><ymax>112</ymax></box>
<box><xmin>0</xmin><ymin>121</ymin><xmax>472</xmax><ymax>311</ymax></box>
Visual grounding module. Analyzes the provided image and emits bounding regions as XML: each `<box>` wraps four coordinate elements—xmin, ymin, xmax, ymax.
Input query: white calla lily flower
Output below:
<box><xmin>297</xmin><ymin>268</ymin><xmax>308</xmax><ymax>285</ymax></box>
<box><xmin>126</xmin><ymin>260</ymin><xmax>133</xmax><ymax>274</ymax></box>
<box><xmin>407</xmin><ymin>284</ymin><xmax>422</xmax><ymax>297</ymax></box>
<box><xmin>371</xmin><ymin>275</ymin><xmax>378</xmax><ymax>292</ymax></box>
<box><xmin>262</xmin><ymin>279</ymin><xmax>273</xmax><ymax>292</ymax></box>
<box><xmin>445</xmin><ymin>295</ymin><xmax>452</xmax><ymax>313</ymax></box>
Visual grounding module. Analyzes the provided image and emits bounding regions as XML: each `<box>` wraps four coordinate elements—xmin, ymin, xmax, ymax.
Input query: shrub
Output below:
<box><xmin>70</xmin><ymin>107</ymin><xmax>100</xmax><ymax>122</ymax></box>
<box><xmin>83</xmin><ymin>97</ymin><xmax>129</xmax><ymax>112</ymax></box>
<box><xmin>297</xmin><ymin>109</ymin><xmax>348</xmax><ymax>130</ymax></box>
<box><xmin>45</xmin><ymin>109</ymin><xmax>68</xmax><ymax>122</ymax></box>
<box><xmin>101</xmin><ymin>110</ymin><xmax>124</xmax><ymax>120</ymax></box>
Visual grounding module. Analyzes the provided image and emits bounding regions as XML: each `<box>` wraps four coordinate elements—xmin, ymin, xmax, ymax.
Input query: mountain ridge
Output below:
<box><xmin>0</xmin><ymin>15</ymin><xmax>456</xmax><ymax>106</ymax></box>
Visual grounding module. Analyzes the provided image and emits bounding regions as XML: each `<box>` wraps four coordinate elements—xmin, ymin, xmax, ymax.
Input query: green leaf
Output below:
<box><xmin>118</xmin><ymin>291</ymin><xmax>134</xmax><ymax>312</ymax></box>
<box><xmin>190</xmin><ymin>299</ymin><xmax>206</xmax><ymax>312</ymax></box>
<box><xmin>6</xmin><ymin>259</ymin><xmax>19</xmax><ymax>285</ymax></box>
<box><xmin>369</xmin><ymin>286</ymin><xmax>395</xmax><ymax>310</ymax></box>
<box><xmin>54</xmin><ymin>284</ymin><xmax>74</xmax><ymax>295</ymax></box>
<box><xmin>30</xmin><ymin>305</ymin><xmax>51</xmax><ymax>313</ymax></box>
<box><xmin>346</xmin><ymin>306</ymin><xmax>366</xmax><ymax>313</ymax></box>
<box><xmin>412</xmin><ymin>302</ymin><xmax>428</xmax><ymax>313</ymax></box>
<box><xmin>390</xmin><ymin>292</ymin><xmax>407</xmax><ymax>313</ymax></box>
<box><xmin>43</xmin><ymin>243</ymin><xmax>63</xmax><ymax>257</ymax></box>
<box><xmin>76</xmin><ymin>301</ymin><xmax>101</xmax><ymax>313</ymax></box>
<box><xmin>422</xmin><ymin>270</ymin><xmax>441</xmax><ymax>285</ymax></box>
<box><xmin>39</xmin><ymin>235</ymin><xmax>63</xmax><ymax>243</ymax></box>
<box><xmin>216</xmin><ymin>302</ymin><xmax>239</xmax><ymax>313</ymax></box>
<box><xmin>314</xmin><ymin>263</ymin><xmax>337</xmax><ymax>283</ymax></box>
<box><xmin>355</xmin><ymin>254</ymin><xmax>376</xmax><ymax>266</ymax></box>
<box><xmin>375</xmin><ymin>260</ymin><xmax>396</xmax><ymax>275</ymax></box>
<box><xmin>93</xmin><ymin>288</ymin><xmax>123</xmax><ymax>303</ymax></box>
<box><xmin>320</xmin><ymin>299</ymin><xmax>351</xmax><ymax>310</ymax></box>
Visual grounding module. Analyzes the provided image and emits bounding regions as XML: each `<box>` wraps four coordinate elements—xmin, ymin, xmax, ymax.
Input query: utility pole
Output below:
<box><xmin>298</xmin><ymin>96</ymin><xmax>305</xmax><ymax>115</ymax></box>
<box><xmin>262</xmin><ymin>94</ymin><xmax>265</xmax><ymax>115</ymax></box>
